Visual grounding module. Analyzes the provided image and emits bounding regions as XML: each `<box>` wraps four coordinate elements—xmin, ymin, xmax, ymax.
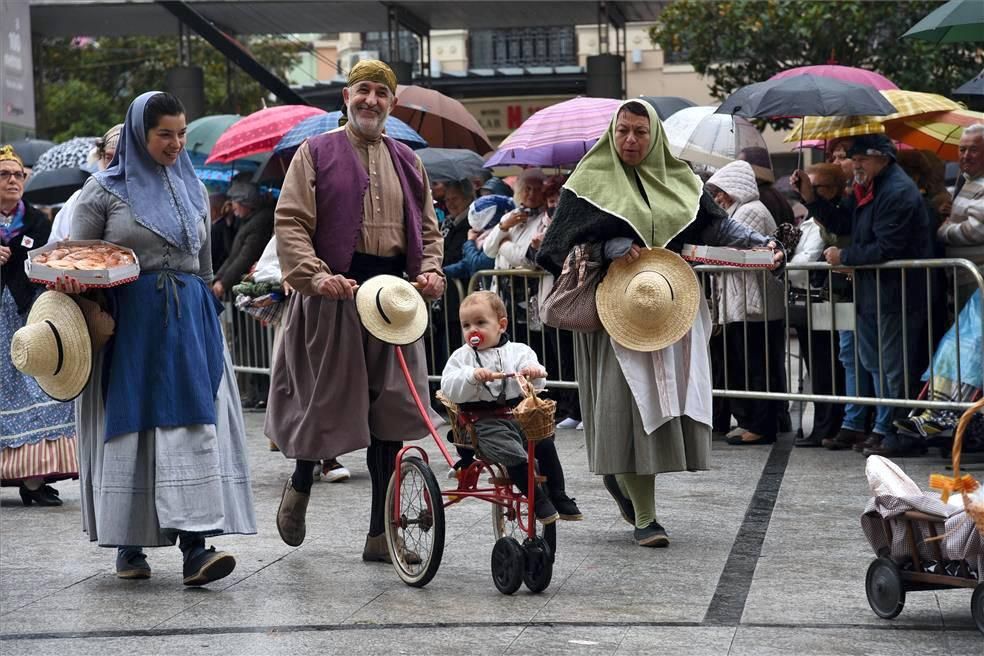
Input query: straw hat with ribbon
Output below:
<box><xmin>355</xmin><ymin>274</ymin><xmax>429</xmax><ymax>345</ymax></box>
<box><xmin>10</xmin><ymin>291</ymin><xmax>92</xmax><ymax>401</ymax></box>
<box><xmin>595</xmin><ymin>248</ymin><xmax>700</xmax><ymax>352</ymax></box>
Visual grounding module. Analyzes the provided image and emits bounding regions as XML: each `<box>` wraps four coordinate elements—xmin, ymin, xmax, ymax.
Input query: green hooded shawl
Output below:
<box><xmin>563</xmin><ymin>99</ymin><xmax>701</xmax><ymax>247</ymax></box>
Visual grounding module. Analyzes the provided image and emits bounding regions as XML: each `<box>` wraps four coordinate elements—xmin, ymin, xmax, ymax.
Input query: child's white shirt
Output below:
<box><xmin>441</xmin><ymin>341</ymin><xmax>546</xmax><ymax>404</ymax></box>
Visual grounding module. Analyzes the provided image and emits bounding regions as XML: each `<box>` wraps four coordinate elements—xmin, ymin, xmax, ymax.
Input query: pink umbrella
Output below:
<box><xmin>206</xmin><ymin>105</ymin><xmax>326</xmax><ymax>164</ymax></box>
<box><xmin>770</xmin><ymin>65</ymin><xmax>898</xmax><ymax>90</ymax></box>
<box><xmin>485</xmin><ymin>97</ymin><xmax>623</xmax><ymax>168</ymax></box>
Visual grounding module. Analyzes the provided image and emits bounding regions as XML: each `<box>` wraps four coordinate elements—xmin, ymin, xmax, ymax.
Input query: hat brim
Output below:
<box><xmin>596</xmin><ymin>248</ymin><xmax>700</xmax><ymax>352</ymax></box>
<box><xmin>355</xmin><ymin>275</ymin><xmax>429</xmax><ymax>346</ymax></box>
<box><xmin>22</xmin><ymin>292</ymin><xmax>93</xmax><ymax>401</ymax></box>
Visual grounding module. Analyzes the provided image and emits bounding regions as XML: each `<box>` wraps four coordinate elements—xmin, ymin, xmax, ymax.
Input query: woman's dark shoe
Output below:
<box><xmin>822</xmin><ymin>428</ymin><xmax>867</xmax><ymax>451</ymax></box>
<box><xmin>551</xmin><ymin>492</ymin><xmax>583</xmax><ymax>521</ymax></box>
<box><xmin>602</xmin><ymin>475</ymin><xmax>635</xmax><ymax>526</ymax></box>
<box><xmin>726</xmin><ymin>431</ymin><xmax>776</xmax><ymax>446</ymax></box>
<box><xmin>19</xmin><ymin>483</ymin><xmax>62</xmax><ymax>507</ymax></box>
<box><xmin>794</xmin><ymin>432</ymin><xmax>824</xmax><ymax>448</ymax></box>
<box><xmin>116</xmin><ymin>548</ymin><xmax>152</xmax><ymax>579</ymax></box>
<box><xmin>634</xmin><ymin>521</ymin><xmax>670</xmax><ymax>547</ymax></box>
<box><xmin>183</xmin><ymin>547</ymin><xmax>236</xmax><ymax>586</ymax></box>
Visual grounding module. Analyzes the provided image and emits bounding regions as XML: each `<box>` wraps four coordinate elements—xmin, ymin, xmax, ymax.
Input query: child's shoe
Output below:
<box><xmin>551</xmin><ymin>492</ymin><xmax>583</xmax><ymax>521</ymax></box>
<box><xmin>532</xmin><ymin>491</ymin><xmax>559</xmax><ymax>525</ymax></box>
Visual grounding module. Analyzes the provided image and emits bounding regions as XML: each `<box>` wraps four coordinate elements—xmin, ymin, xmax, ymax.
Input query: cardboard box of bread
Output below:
<box><xmin>25</xmin><ymin>240</ymin><xmax>140</xmax><ymax>288</ymax></box>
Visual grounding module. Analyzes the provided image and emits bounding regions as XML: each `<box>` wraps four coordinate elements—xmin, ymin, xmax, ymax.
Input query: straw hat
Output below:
<box><xmin>10</xmin><ymin>291</ymin><xmax>92</xmax><ymax>401</ymax></box>
<box><xmin>355</xmin><ymin>274</ymin><xmax>429</xmax><ymax>345</ymax></box>
<box><xmin>595</xmin><ymin>248</ymin><xmax>700</xmax><ymax>352</ymax></box>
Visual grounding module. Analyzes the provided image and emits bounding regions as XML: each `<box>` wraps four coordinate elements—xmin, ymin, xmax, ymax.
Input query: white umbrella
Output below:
<box><xmin>663</xmin><ymin>106</ymin><xmax>774</xmax><ymax>182</ymax></box>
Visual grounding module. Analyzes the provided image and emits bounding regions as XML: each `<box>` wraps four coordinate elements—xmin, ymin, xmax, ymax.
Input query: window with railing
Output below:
<box><xmin>469</xmin><ymin>27</ymin><xmax>577</xmax><ymax>68</ymax></box>
<box><xmin>362</xmin><ymin>31</ymin><xmax>420</xmax><ymax>68</ymax></box>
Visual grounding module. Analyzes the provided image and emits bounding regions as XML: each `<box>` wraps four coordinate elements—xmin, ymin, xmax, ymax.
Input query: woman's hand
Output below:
<box><xmin>500</xmin><ymin>210</ymin><xmax>529</xmax><ymax>231</ymax></box>
<box><xmin>0</xmin><ymin>245</ymin><xmax>11</xmax><ymax>266</ymax></box>
<box><xmin>767</xmin><ymin>240</ymin><xmax>785</xmax><ymax>269</ymax></box>
<box><xmin>46</xmin><ymin>275</ymin><xmax>87</xmax><ymax>294</ymax></box>
<box><xmin>617</xmin><ymin>244</ymin><xmax>641</xmax><ymax>265</ymax></box>
<box><xmin>790</xmin><ymin>170</ymin><xmax>815</xmax><ymax>203</ymax></box>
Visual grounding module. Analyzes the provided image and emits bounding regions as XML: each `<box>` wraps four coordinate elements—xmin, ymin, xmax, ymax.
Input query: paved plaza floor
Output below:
<box><xmin>1</xmin><ymin>413</ymin><xmax>981</xmax><ymax>655</ymax></box>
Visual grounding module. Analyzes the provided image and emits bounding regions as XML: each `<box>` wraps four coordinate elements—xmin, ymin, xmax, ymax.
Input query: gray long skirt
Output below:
<box><xmin>77</xmin><ymin>347</ymin><xmax>257</xmax><ymax>547</ymax></box>
<box><xmin>574</xmin><ymin>330</ymin><xmax>711</xmax><ymax>476</ymax></box>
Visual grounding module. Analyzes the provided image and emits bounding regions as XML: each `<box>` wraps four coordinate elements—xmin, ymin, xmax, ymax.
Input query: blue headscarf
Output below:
<box><xmin>94</xmin><ymin>91</ymin><xmax>206</xmax><ymax>256</ymax></box>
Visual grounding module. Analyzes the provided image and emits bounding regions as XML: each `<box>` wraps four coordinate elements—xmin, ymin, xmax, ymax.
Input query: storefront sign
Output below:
<box><xmin>0</xmin><ymin>0</ymin><xmax>36</xmax><ymax>132</ymax></box>
<box><xmin>461</xmin><ymin>95</ymin><xmax>573</xmax><ymax>142</ymax></box>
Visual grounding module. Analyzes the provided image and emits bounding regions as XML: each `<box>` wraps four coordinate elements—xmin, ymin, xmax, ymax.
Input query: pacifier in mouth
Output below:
<box><xmin>467</xmin><ymin>331</ymin><xmax>482</xmax><ymax>347</ymax></box>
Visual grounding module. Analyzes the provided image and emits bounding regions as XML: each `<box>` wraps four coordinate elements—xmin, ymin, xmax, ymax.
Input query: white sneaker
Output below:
<box><xmin>556</xmin><ymin>417</ymin><xmax>579</xmax><ymax>429</ymax></box>
<box><xmin>447</xmin><ymin>467</ymin><xmax>457</xmax><ymax>480</ymax></box>
<box><xmin>322</xmin><ymin>460</ymin><xmax>351</xmax><ymax>483</ymax></box>
<box><xmin>576</xmin><ymin>421</ymin><xmax>584</xmax><ymax>430</ymax></box>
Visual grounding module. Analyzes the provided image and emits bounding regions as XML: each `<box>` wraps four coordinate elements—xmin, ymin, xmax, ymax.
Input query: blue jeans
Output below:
<box><xmin>838</xmin><ymin>330</ymin><xmax>874</xmax><ymax>434</ymax></box>
<box><xmin>854</xmin><ymin>312</ymin><xmax>926</xmax><ymax>441</ymax></box>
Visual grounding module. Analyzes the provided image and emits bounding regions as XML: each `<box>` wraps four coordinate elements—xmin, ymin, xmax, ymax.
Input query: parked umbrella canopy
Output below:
<box><xmin>392</xmin><ymin>85</ymin><xmax>493</xmax><ymax>155</ymax></box>
<box><xmin>769</xmin><ymin>65</ymin><xmax>898</xmax><ymax>91</ymax></box>
<box><xmin>663</xmin><ymin>106</ymin><xmax>773</xmax><ymax>181</ymax></box>
<box><xmin>883</xmin><ymin>109</ymin><xmax>984</xmax><ymax>161</ymax></box>
<box><xmin>902</xmin><ymin>0</ymin><xmax>984</xmax><ymax>44</ymax></box>
<box><xmin>638</xmin><ymin>96</ymin><xmax>697</xmax><ymax>121</ymax></box>
<box><xmin>485</xmin><ymin>97</ymin><xmax>623</xmax><ymax>168</ymax></box>
<box><xmin>23</xmin><ymin>167</ymin><xmax>91</xmax><ymax>205</ymax></box>
<box><xmin>206</xmin><ymin>105</ymin><xmax>326</xmax><ymax>164</ymax></box>
<box><xmin>717</xmin><ymin>75</ymin><xmax>897</xmax><ymax>119</ymax></box>
<box><xmin>274</xmin><ymin>111</ymin><xmax>427</xmax><ymax>155</ymax></box>
<box><xmin>785</xmin><ymin>89</ymin><xmax>963</xmax><ymax>142</ymax></box>
<box><xmin>954</xmin><ymin>70</ymin><xmax>984</xmax><ymax>97</ymax></box>
<box><xmin>7</xmin><ymin>139</ymin><xmax>56</xmax><ymax>168</ymax></box>
<box><xmin>416</xmin><ymin>148</ymin><xmax>487</xmax><ymax>182</ymax></box>
<box><xmin>31</xmin><ymin>137</ymin><xmax>99</xmax><ymax>174</ymax></box>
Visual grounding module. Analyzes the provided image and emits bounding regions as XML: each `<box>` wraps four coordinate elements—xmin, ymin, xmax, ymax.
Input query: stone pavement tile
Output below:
<box><xmin>727</xmin><ymin>625</ymin><xmax>982</xmax><ymax>656</ymax></box>
<box><xmin>615</xmin><ymin>626</ymin><xmax>736</xmax><ymax>655</ymax></box>
<box><xmin>504</xmin><ymin>625</ymin><xmax>629</xmax><ymax>655</ymax></box>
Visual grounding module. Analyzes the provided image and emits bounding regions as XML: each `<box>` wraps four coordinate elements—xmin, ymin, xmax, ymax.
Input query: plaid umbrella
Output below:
<box><xmin>206</xmin><ymin>105</ymin><xmax>326</xmax><ymax>164</ymax></box>
<box><xmin>485</xmin><ymin>97</ymin><xmax>623</xmax><ymax>168</ymax></box>
<box><xmin>31</xmin><ymin>137</ymin><xmax>98</xmax><ymax>174</ymax></box>
<box><xmin>883</xmin><ymin>109</ymin><xmax>984</xmax><ymax>161</ymax></box>
<box><xmin>273</xmin><ymin>111</ymin><xmax>427</xmax><ymax>154</ymax></box>
<box><xmin>784</xmin><ymin>90</ymin><xmax>963</xmax><ymax>142</ymax></box>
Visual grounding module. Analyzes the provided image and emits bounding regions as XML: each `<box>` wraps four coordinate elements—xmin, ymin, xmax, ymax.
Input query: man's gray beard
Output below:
<box><xmin>349</xmin><ymin>107</ymin><xmax>388</xmax><ymax>139</ymax></box>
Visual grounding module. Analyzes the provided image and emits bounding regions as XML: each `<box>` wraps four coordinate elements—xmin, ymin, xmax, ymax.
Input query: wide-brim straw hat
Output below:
<box><xmin>10</xmin><ymin>291</ymin><xmax>92</xmax><ymax>401</ymax></box>
<box><xmin>596</xmin><ymin>248</ymin><xmax>700</xmax><ymax>352</ymax></box>
<box><xmin>355</xmin><ymin>274</ymin><xmax>429</xmax><ymax>346</ymax></box>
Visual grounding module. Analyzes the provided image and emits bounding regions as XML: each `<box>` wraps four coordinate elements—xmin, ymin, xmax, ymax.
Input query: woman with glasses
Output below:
<box><xmin>0</xmin><ymin>144</ymin><xmax>78</xmax><ymax>506</ymax></box>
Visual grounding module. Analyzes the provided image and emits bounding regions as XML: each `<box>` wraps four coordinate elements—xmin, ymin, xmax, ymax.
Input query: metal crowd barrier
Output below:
<box><xmin>222</xmin><ymin>258</ymin><xmax>984</xmax><ymax>414</ymax></box>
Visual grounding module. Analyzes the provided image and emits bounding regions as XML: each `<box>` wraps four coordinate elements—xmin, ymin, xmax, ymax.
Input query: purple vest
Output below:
<box><xmin>307</xmin><ymin>129</ymin><xmax>425</xmax><ymax>277</ymax></box>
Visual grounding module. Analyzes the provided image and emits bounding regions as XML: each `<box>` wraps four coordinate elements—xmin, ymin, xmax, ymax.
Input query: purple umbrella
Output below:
<box><xmin>485</xmin><ymin>97</ymin><xmax>623</xmax><ymax>168</ymax></box>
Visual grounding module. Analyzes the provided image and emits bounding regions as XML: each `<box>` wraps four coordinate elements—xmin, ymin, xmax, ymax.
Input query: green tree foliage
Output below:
<box><xmin>651</xmin><ymin>1</ymin><xmax>981</xmax><ymax>126</ymax></box>
<box><xmin>34</xmin><ymin>36</ymin><xmax>305</xmax><ymax>141</ymax></box>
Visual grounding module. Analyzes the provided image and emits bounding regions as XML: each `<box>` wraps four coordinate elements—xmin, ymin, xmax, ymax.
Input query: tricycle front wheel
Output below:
<box><xmin>385</xmin><ymin>456</ymin><xmax>445</xmax><ymax>588</ymax></box>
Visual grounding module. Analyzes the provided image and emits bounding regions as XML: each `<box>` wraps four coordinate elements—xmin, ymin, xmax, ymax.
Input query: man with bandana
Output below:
<box><xmin>267</xmin><ymin>61</ymin><xmax>445</xmax><ymax>562</ymax></box>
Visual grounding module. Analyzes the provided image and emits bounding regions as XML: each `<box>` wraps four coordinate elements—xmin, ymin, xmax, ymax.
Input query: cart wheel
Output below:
<box><xmin>491</xmin><ymin>537</ymin><xmax>524</xmax><ymax>595</ymax></box>
<box><xmin>385</xmin><ymin>456</ymin><xmax>445</xmax><ymax>588</ymax></box>
<box><xmin>492</xmin><ymin>497</ymin><xmax>557</xmax><ymax>557</ymax></box>
<box><xmin>522</xmin><ymin>536</ymin><xmax>554</xmax><ymax>593</ymax></box>
<box><xmin>972</xmin><ymin>582</ymin><xmax>984</xmax><ymax>636</ymax></box>
<box><xmin>865</xmin><ymin>557</ymin><xmax>906</xmax><ymax>619</ymax></box>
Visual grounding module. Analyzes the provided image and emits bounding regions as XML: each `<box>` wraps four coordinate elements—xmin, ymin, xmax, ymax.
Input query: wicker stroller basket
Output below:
<box><xmin>436</xmin><ymin>374</ymin><xmax>556</xmax><ymax>446</ymax></box>
<box><xmin>930</xmin><ymin>397</ymin><xmax>984</xmax><ymax>537</ymax></box>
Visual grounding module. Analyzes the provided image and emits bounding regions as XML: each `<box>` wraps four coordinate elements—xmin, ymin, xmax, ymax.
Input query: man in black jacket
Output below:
<box><xmin>211</xmin><ymin>181</ymin><xmax>274</xmax><ymax>299</ymax></box>
<box><xmin>792</xmin><ymin>134</ymin><xmax>932</xmax><ymax>457</ymax></box>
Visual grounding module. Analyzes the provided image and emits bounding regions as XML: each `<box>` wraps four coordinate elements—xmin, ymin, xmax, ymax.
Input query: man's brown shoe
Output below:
<box><xmin>276</xmin><ymin>478</ymin><xmax>309</xmax><ymax>547</ymax></box>
<box><xmin>822</xmin><ymin>429</ymin><xmax>867</xmax><ymax>451</ymax></box>
<box><xmin>853</xmin><ymin>434</ymin><xmax>882</xmax><ymax>453</ymax></box>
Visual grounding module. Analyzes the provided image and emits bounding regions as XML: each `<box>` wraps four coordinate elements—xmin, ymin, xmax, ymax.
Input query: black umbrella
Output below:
<box><xmin>716</xmin><ymin>75</ymin><xmax>897</xmax><ymax>119</ymax></box>
<box><xmin>23</xmin><ymin>167</ymin><xmax>91</xmax><ymax>206</ymax></box>
<box><xmin>954</xmin><ymin>69</ymin><xmax>984</xmax><ymax>96</ymax></box>
<box><xmin>8</xmin><ymin>139</ymin><xmax>56</xmax><ymax>168</ymax></box>
<box><xmin>416</xmin><ymin>148</ymin><xmax>487</xmax><ymax>182</ymax></box>
<box><xmin>639</xmin><ymin>96</ymin><xmax>697</xmax><ymax>121</ymax></box>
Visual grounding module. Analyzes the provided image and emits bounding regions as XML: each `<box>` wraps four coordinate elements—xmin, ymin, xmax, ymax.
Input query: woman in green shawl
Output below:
<box><xmin>537</xmin><ymin>100</ymin><xmax>783</xmax><ymax>547</ymax></box>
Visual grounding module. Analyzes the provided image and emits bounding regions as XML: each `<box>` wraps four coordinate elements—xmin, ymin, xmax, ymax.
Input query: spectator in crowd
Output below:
<box><xmin>443</xmin><ymin>194</ymin><xmax>512</xmax><ymax>282</ymax></box>
<box><xmin>431</xmin><ymin>179</ymin><xmax>448</xmax><ymax>219</ymax></box>
<box><xmin>479</xmin><ymin>177</ymin><xmax>512</xmax><ymax>198</ymax></box>
<box><xmin>794</xmin><ymin>134</ymin><xmax>933</xmax><ymax>458</ymax></box>
<box><xmin>209</xmin><ymin>194</ymin><xmax>237</xmax><ymax>272</ymax></box>
<box><xmin>827</xmin><ymin>138</ymin><xmax>856</xmax><ymax>194</ymax></box>
<box><xmin>440</xmin><ymin>179</ymin><xmax>476</xmax><ymax>271</ymax></box>
<box><xmin>739</xmin><ymin>146</ymin><xmax>796</xmax><ymax>227</ymax></box>
<box><xmin>705</xmin><ymin>160</ymin><xmax>786</xmax><ymax>446</ymax></box>
<box><xmin>483</xmin><ymin>169</ymin><xmax>547</xmax><ymax>270</ymax></box>
<box><xmin>937</xmin><ymin>124</ymin><xmax>984</xmax><ymax>309</ymax></box>
<box><xmin>211</xmin><ymin>181</ymin><xmax>274</xmax><ymax>300</ymax></box>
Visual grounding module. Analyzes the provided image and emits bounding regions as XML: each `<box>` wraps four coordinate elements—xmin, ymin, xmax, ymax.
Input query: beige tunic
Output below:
<box><xmin>275</xmin><ymin>125</ymin><xmax>443</xmax><ymax>296</ymax></box>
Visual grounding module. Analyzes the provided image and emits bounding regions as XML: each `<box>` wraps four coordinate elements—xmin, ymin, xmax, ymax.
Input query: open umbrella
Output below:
<box><xmin>882</xmin><ymin>109</ymin><xmax>984</xmax><ymax>160</ymax></box>
<box><xmin>31</xmin><ymin>137</ymin><xmax>98</xmax><ymax>174</ymax></box>
<box><xmin>902</xmin><ymin>0</ymin><xmax>984</xmax><ymax>44</ymax></box>
<box><xmin>717</xmin><ymin>75</ymin><xmax>897</xmax><ymax>119</ymax></box>
<box><xmin>8</xmin><ymin>139</ymin><xmax>55</xmax><ymax>168</ymax></box>
<box><xmin>392</xmin><ymin>85</ymin><xmax>493</xmax><ymax>155</ymax></box>
<box><xmin>206</xmin><ymin>105</ymin><xmax>326</xmax><ymax>164</ymax></box>
<box><xmin>639</xmin><ymin>96</ymin><xmax>697</xmax><ymax>121</ymax></box>
<box><xmin>416</xmin><ymin>148</ymin><xmax>487</xmax><ymax>182</ymax></box>
<box><xmin>663</xmin><ymin>106</ymin><xmax>773</xmax><ymax>180</ymax></box>
<box><xmin>954</xmin><ymin>70</ymin><xmax>984</xmax><ymax>97</ymax></box>
<box><xmin>23</xmin><ymin>167</ymin><xmax>91</xmax><ymax>205</ymax></box>
<box><xmin>485</xmin><ymin>97</ymin><xmax>622</xmax><ymax>168</ymax></box>
<box><xmin>769</xmin><ymin>65</ymin><xmax>898</xmax><ymax>91</ymax></box>
<box><xmin>274</xmin><ymin>111</ymin><xmax>427</xmax><ymax>155</ymax></box>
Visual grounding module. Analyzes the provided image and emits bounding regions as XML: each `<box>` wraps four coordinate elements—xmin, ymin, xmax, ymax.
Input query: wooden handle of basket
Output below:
<box><xmin>514</xmin><ymin>373</ymin><xmax>536</xmax><ymax>399</ymax></box>
<box><xmin>951</xmin><ymin>397</ymin><xmax>984</xmax><ymax>481</ymax></box>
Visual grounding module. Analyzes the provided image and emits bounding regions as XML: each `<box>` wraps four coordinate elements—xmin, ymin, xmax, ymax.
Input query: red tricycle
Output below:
<box><xmin>383</xmin><ymin>346</ymin><xmax>557</xmax><ymax>595</ymax></box>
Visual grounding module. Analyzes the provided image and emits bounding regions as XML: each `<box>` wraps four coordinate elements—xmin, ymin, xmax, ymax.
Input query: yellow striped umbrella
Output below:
<box><xmin>883</xmin><ymin>109</ymin><xmax>984</xmax><ymax>161</ymax></box>
<box><xmin>785</xmin><ymin>90</ymin><xmax>962</xmax><ymax>142</ymax></box>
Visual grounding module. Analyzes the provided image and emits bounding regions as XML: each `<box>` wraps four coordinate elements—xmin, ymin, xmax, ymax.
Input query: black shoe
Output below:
<box><xmin>551</xmin><ymin>492</ymin><xmax>583</xmax><ymax>521</ymax></box>
<box><xmin>532</xmin><ymin>492</ymin><xmax>559</xmax><ymax>525</ymax></box>
<box><xmin>19</xmin><ymin>483</ymin><xmax>62</xmax><ymax>507</ymax></box>
<box><xmin>853</xmin><ymin>434</ymin><xmax>882</xmax><ymax>453</ymax></box>
<box><xmin>634</xmin><ymin>521</ymin><xmax>669</xmax><ymax>547</ymax></box>
<box><xmin>863</xmin><ymin>436</ymin><xmax>928</xmax><ymax>459</ymax></box>
<box><xmin>116</xmin><ymin>548</ymin><xmax>152</xmax><ymax>579</ymax></box>
<box><xmin>778</xmin><ymin>411</ymin><xmax>792</xmax><ymax>433</ymax></box>
<box><xmin>794</xmin><ymin>432</ymin><xmax>824</xmax><ymax>448</ymax></box>
<box><xmin>182</xmin><ymin>546</ymin><xmax>236</xmax><ymax>586</ymax></box>
<box><xmin>602</xmin><ymin>474</ymin><xmax>635</xmax><ymax>526</ymax></box>
<box><xmin>822</xmin><ymin>429</ymin><xmax>867</xmax><ymax>451</ymax></box>
<box><xmin>726</xmin><ymin>431</ymin><xmax>776</xmax><ymax>446</ymax></box>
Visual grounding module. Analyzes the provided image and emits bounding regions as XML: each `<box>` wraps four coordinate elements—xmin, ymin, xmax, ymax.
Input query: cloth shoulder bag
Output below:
<box><xmin>540</xmin><ymin>244</ymin><xmax>603</xmax><ymax>332</ymax></box>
